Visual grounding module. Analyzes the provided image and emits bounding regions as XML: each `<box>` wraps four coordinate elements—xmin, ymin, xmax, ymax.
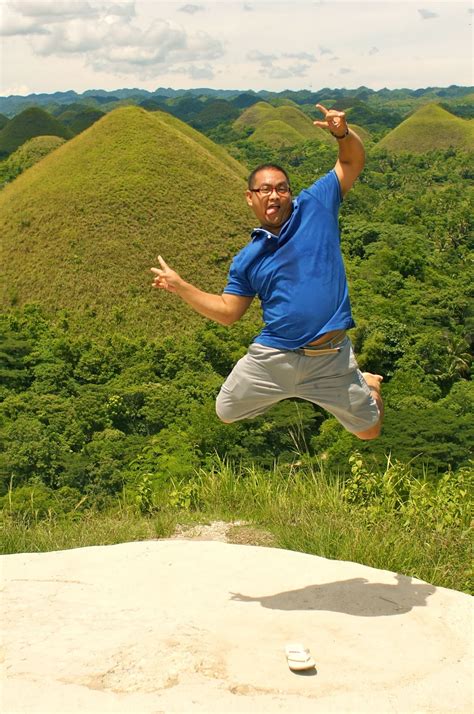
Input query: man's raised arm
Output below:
<box><xmin>151</xmin><ymin>256</ymin><xmax>253</xmax><ymax>326</ymax></box>
<box><xmin>313</xmin><ymin>103</ymin><xmax>365</xmax><ymax>197</ymax></box>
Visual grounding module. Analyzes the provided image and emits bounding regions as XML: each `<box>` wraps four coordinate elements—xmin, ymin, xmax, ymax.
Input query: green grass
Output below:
<box><xmin>0</xmin><ymin>135</ymin><xmax>65</xmax><ymax>186</ymax></box>
<box><xmin>249</xmin><ymin>119</ymin><xmax>306</xmax><ymax>147</ymax></box>
<box><xmin>2</xmin><ymin>458</ymin><xmax>471</xmax><ymax>594</ymax></box>
<box><xmin>0</xmin><ymin>107</ymin><xmax>72</xmax><ymax>157</ymax></box>
<box><xmin>0</xmin><ymin>106</ymin><xmax>254</xmax><ymax>338</ymax></box>
<box><xmin>377</xmin><ymin>103</ymin><xmax>474</xmax><ymax>153</ymax></box>
<box><xmin>234</xmin><ymin>101</ymin><xmax>332</xmax><ymax>147</ymax></box>
<box><xmin>0</xmin><ymin>507</ymin><xmax>177</xmax><ymax>554</ymax></box>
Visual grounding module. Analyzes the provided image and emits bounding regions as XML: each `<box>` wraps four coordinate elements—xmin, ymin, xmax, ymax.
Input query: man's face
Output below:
<box><xmin>246</xmin><ymin>168</ymin><xmax>293</xmax><ymax>234</ymax></box>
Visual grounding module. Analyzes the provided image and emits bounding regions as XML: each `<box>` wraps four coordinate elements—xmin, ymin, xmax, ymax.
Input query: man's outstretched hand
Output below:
<box><xmin>313</xmin><ymin>103</ymin><xmax>348</xmax><ymax>138</ymax></box>
<box><xmin>151</xmin><ymin>255</ymin><xmax>183</xmax><ymax>293</ymax></box>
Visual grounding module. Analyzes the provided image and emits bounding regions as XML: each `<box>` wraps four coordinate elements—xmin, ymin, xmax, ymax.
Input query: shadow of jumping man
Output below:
<box><xmin>230</xmin><ymin>574</ymin><xmax>436</xmax><ymax>617</ymax></box>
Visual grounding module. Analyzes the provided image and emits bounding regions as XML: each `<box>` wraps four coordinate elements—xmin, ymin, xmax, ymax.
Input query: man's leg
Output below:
<box><xmin>216</xmin><ymin>343</ymin><xmax>295</xmax><ymax>424</ymax></box>
<box><xmin>296</xmin><ymin>339</ymin><xmax>383</xmax><ymax>438</ymax></box>
<box><xmin>353</xmin><ymin>373</ymin><xmax>384</xmax><ymax>440</ymax></box>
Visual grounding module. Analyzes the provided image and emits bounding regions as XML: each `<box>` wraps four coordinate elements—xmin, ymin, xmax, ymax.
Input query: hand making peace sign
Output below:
<box><xmin>313</xmin><ymin>103</ymin><xmax>349</xmax><ymax>138</ymax></box>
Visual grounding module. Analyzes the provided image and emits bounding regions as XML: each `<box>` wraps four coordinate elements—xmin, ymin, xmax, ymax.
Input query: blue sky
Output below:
<box><xmin>0</xmin><ymin>0</ymin><xmax>472</xmax><ymax>95</ymax></box>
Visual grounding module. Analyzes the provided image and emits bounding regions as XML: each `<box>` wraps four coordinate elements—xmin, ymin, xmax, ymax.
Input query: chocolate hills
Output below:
<box><xmin>376</xmin><ymin>103</ymin><xmax>474</xmax><ymax>153</ymax></box>
<box><xmin>234</xmin><ymin>101</ymin><xmax>333</xmax><ymax>147</ymax></box>
<box><xmin>0</xmin><ymin>135</ymin><xmax>65</xmax><ymax>187</ymax></box>
<box><xmin>0</xmin><ymin>107</ymin><xmax>254</xmax><ymax>338</ymax></box>
<box><xmin>55</xmin><ymin>105</ymin><xmax>106</xmax><ymax>135</ymax></box>
<box><xmin>0</xmin><ymin>107</ymin><xmax>72</xmax><ymax>158</ymax></box>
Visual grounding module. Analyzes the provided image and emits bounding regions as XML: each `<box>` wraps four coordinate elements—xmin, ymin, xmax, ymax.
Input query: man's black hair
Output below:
<box><xmin>247</xmin><ymin>163</ymin><xmax>291</xmax><ymax>190</ymax></box>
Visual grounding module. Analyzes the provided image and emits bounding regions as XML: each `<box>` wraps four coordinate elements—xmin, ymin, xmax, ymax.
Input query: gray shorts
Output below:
<box><xmin>215</xmin><ymin>337</ymin><xmax>380</xmax><ymax>434</ymax></box>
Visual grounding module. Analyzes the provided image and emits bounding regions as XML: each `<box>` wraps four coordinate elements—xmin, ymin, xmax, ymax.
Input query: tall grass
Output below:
<box><xmin>0</xmin><ymin>506</ymin><xmax>177</xmax><ymax>554</ymax></box>
<box><xmin>189</xmin><ymin>458</ymin><xmax>472</xmax><ymax>593</ymax></box>
<box><xmin>1</xmin><ymin>456</ymin><xmax>471</xmax><ymax>594</ymax></box>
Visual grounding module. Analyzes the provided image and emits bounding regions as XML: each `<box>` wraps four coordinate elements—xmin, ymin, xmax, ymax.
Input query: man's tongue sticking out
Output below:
<box><xmin>266</xmin><ymin>204</ymin><xmax>279</xmax><ymax>218</ymax></box>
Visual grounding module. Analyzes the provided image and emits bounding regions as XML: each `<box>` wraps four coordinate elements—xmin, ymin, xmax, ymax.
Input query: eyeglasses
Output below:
<box><xmin>249</xmin><ymin>183</ymin><xmax>291</xmax><ymax>197</ymax></box>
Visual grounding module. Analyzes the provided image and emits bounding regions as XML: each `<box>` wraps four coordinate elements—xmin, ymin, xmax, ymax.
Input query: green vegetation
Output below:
<box><xmin>249</xmin><ymin>120</ymin><xmax>306</xmax><ymax>147</ymax></box>
<box><xmin>1</xmin><ymin>454</ymin><xmax>471</xmax><ymax>593</ymax></box>
<box><xmin>56</xmin><ymin>105</ymin><xmax>106</xmax><ymax>135</ymax></box>
<box><xmin>0</xmin><ymin>107</ymin><xmax>72</xmax><ymax>158</ymax></box>
<box><xmin>1</xmin><ymin>88</ymin><xmax>472</xmax><ymax>590</ymax></box>
<box><xmin>0</xmin><ymin>135</ymin><xmax>65</xmax><ymax>187</ymax></box>
<box><xmin>377</xmin><ymin>103</ymin><xmax>474</xmax><ymax>153</ymax></box>
<box><xmin>0</xmin><ymin>106</ymin><xmax>253</xmax><ymax>337</ymax></box>
<box><xmin>0</xmin><ymin>113</ymin><xmax>9</xmax><ymax>130</ymax></box>
<box><xmin>234</xmin><ymin>101</ymin><xmax>332</xmax><ymax>147</ymax></box>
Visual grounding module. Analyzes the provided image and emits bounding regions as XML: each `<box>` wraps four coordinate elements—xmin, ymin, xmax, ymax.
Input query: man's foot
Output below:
<box><xmin>353</xmin><ymin>373</ymin><xmax>384</xmax><ymax>440</ymax></box>
<box><xmin>362</xmin><ymin>372</ymin><xmax>383</xmax><ymax>395</ymax></box>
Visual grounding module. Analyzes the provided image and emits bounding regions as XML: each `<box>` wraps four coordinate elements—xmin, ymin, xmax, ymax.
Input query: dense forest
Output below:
<box><xmin>1</xmin><ymin>136</ymin><xmax>472</xmax><ymax>520</ymax></box>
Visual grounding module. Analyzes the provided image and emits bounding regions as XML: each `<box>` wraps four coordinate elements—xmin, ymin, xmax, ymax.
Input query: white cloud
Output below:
<box><xmin>7</xmin><ymin>0</ymin><xmax>135</xmax><ymax>22</ymax></box>
<box><xmin>271</xmin><ymin>63</ymin><xmax>310</xmax><ymax>79</ymax></box>
<box><xmin>187</xmin><ymin>63</ymin><xmax>215</xmax><ymax>79</ymax></box>
<box><xmin>247</xmin><ymin>50</ymin><xmax>276</xmax><ymax>67</ymax></box>
<box><xmin>418</xmin><ymin>8</ymin><xmax>439</xmax><ymax>20</ymax></box>
<box><xmin>339</xmin><ymin>67</ymin><xmax>352</xmax><ymax>74</ymax></box>
<box><xmin>284</xmin><ymin>51</ymin><xmax>316</xmax><ymax>62</ymax></box>
<box><xmin>3</xmin><ymin>2</ymin><xmax>223</xmax><ymax>79</ymax></box>
<box><xmin>1</xmin><ymin>1</ymin><xmax>135</xmax><ymax>36</ymax></box>
<box><xmin>178</xmin><ymin>4</ymin><xmax>205</xmax><ymax>14</ymax></box>
<box><xmin>8</xmin><ymin>0</ymin><xmax>96</xmax><ymax>20</ymax></box>
<box><xmin>0</xmin><ymin>1</ymin><xmax>472</xmax><ymax>94</ymax></box>
<box><xmin>0</xmin><ymin>17</ymin><xmax>50</xmax><ymax>36</ymax></box>
<box><xmin>247</xmin><ymin>49</ymin><xmax>311</xmax><ymax>79</ymax></box>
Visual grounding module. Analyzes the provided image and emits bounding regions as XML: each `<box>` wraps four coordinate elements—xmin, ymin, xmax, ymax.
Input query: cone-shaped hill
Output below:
<box><xmin>0</xmin><ymin>135</ymin><xmax>66</xmax><ymax>186</ymax></box>
<box><xmin>0</xmin><ymin>107</ymin><xmax>72</xmax><ymax>158</ymax></box>
<box><xmin>376</xmin><ymin>103</ymin><xmax>474</xmax><ymax>153</ymax></box>
<box><xmin>0</xmin><ymin>107</ymin><xmax>255</xmax><ymax>338</ymax></box>
<box><xmin>234</xmin><ymin>102</ymin><xmax>333</xmax><ymax>147</ymax></box>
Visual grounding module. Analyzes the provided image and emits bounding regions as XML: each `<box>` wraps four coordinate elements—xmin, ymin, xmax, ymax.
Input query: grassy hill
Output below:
<box><xmin>0</xmin><ymin>114</ymin><xmax>9</xmax><ymax>131</ymax></box>
<box><xmin>56</xmin><ymin>105</ymin><xmax>106</xmax><ymax>135</ymax></box>
<box><xmin>0</xmin><ymin>135</ymin><xmax>65</xmax><ymax>187</ymax></box>
<box><xmin>0</xmin><ymin>107</ymin><xmax>72</xmax><ymax>158</ymax></box>
<box><xmin>0</xmin><ymin>107</ymin><xmax>254</xmax><ymax>338</ymax></box>
<box><xmin>248</xmin><ymin>120</ymin><xmax>306</xmax><ymax>147</ymax></box>
<box><xmin>234</xmin><ymin>101</ymin><xmax>333</xmax><ymax>147</ymax></box>
<box><xmin>377</xmin><ymin>103</ymin><xmax>474</xmax><ymax>153</ymax></box>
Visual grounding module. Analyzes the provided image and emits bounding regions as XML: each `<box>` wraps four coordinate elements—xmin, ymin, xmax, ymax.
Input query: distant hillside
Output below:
<box><xmin>56</xmin><ymin>105</ymin><xmax>105</xmax><ymax>134</ymax></box>
<box><xmin>249</xmin><ymin>120</ymin><xmax>305</xmax><ymax>147</ymax></box>
<box><xmin>231</xmin><ymin>93</ymin><xmax>260</xmax><ymax>109</ymax></box>
<box><xmin>0</xmin><ymin>113</ymin><xmax>9</xmax><ymax>130</ymax></box>
<box><xmin>1</xmin><ymin>85</ymin><xmax>472</xmax><ymax>118</ymax></box>
<box><xmin>0</xmin><ymin>135</ymin><xmax>65</xmax><ymax>187</ymax></box>
<box><xmin>190</xmin><ymin>99</ymin><xmax>240</xmax><ymax>132</ymax></box>
<box><xmin>0</xmin><ymin>107</ymin><xmax>253</xmax><ymax>338</ymax></box>
<box><xmin>234</xmin><ymin>101</ymin><xmax>332</xmax><ymax>147</ymax></box>
<box><xmin>0</xmin><ymin>107</ymin><xmax>72</xmax><ymax>158</ymax></box>
<box><xmin>377</xmin><ymin>103</ymin><xmax>474</xmax><ymax>153</ymax></box>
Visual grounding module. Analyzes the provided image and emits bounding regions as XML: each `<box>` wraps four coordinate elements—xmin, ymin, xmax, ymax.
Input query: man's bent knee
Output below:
<box><xmin>215</xmin><ymin>395</ymin><xmax>236</xmax><ymax>424</ymax></box>
<box><xmin>354</xmin><ymin>421</ymin><xmax>382</xmax><ymax>440</ymax></box>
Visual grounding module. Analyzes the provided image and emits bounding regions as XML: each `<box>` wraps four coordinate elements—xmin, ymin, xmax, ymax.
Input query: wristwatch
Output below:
<box><xmin>330</xmin><ymin>127</ymin><xmax>350</xmax><ymax>139</ymax></box>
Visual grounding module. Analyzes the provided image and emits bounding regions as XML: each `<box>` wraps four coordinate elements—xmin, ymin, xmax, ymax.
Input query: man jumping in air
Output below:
<box><xmin>151</xmin><ymin>104</ymin><xmax>383</xmax><ymax>440</ymax></box>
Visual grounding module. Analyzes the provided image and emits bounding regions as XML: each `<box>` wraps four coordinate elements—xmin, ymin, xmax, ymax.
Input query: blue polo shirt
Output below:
<box><xmin>223</xmin><ymin>169</ymin><xmax>355</xmax><ymax>350</ymax></box>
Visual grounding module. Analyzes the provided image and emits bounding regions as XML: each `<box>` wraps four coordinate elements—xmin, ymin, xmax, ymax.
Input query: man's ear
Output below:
<box><xmin>245</xmin><ymin>190</ymin><xmax>254</xmax><ymax>207</ymax></box>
